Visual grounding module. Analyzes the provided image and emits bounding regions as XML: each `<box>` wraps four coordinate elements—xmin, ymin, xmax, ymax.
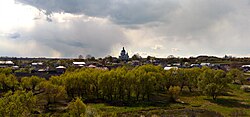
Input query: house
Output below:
<box><xmin>200</xmin><ymin>63</ymin><xmax>211</xmax><ymax>66</ymax></box>
<box><xmin>73</xmin><ymin>62</ymin><xmax>86</xmax><ymax>67</ymax></box>
<box><xmin>56</xmin><ymin>66</ymin><xmax>66</xmax><ymax>73</ymax></box>
<box><xmin>31</xmin><ymin>62</ymin><xmax>45</xmax><ymax>71</ymax></box>
<box><xmin>164</xmin><ymin>66</ymin><xmax>178</xmax><ymax>70</ymax></box>
<box><xmin>88</xmin><ymin>64</ymin><xmax>97</xmax><ymax>68</ymax></box>
<box><xmin>131</xmin><ymin>60</ymin><xmax>140</xmax><ymax>66</ymax></box>
<box><xmin>172</xmin><ymin>63</ymin><xmax>181</xmax><ymax>66</ymax></box>
<box><xmin>0</xmin><ymin>61</ymin><xmax>14</xmax><ymax>68</ymax></box>
<box><xmin>31</xmin><ymin>62</ymin><xmax>43</xmax><ymax>66</ymax></box>
<box><xmin>12</xmin><ymin>66</ymin><xmax>19</xmax><ymax>70</ymax></box>
<box><xmin>242</xmin><ymin>65</ymin><xmax>250</xmax><ymax>72</ymax></box>
<box><xmin>190</xmin><ymin>64</ymin><xmax>202</xmax><ymax>68</ymax></box>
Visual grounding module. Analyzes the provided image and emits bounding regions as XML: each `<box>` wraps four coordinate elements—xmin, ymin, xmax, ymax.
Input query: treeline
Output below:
<box><xmin>0</xmin><ymin>65</ymin><xmax>245</xmax><ymax>116</ymax></box>
<box><xmin>54</xmin><ymin>65</ymin><xmax>244</xmax><ymax>101</ymax></box>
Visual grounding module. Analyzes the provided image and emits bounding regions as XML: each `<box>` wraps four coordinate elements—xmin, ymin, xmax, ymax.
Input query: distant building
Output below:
<box><xmin>200</xmin><ymin>63</ymin><xmax>211</xmax><ymax>66</ymax></box>
<box><xmin>190</xmin><ymin>64</ymin><xmax>202</xmax><ymax>68</ymax></box>
<box><xmin>73</xmin><ymin>62</ymin><xmax>86</xmax><ymax>67</ymax></box>
<box><xmin>164</xmin><ymin>66</ymin><xmax>178</xmax><ymax>70</ymax></box>
<box><xmin>31</xmin><ymin>62</ymin><xmax>43</xmax><ymax>66</ymax></box>
<box><xmin>56</xmin><ymin>66</ymin><xmax>66</xmax><ymax>73</ymax></box>
<box><xmin>242</xmin><ymin>65</ymin><xmax>250</xmax><ymax>72</ymax></box>
<box><xmin>119</xmin><ymin>47</ymin><xmax>129</xmax><ymax>61</ymax></box>
<box><xmin>0</xmin><ymin>61</ymin><xmax>14</xmax><ymax>68</ymax></box>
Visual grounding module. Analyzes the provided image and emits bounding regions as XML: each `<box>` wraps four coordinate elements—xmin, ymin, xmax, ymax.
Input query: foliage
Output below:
<box><xmin>21</xmin><ymin>76</ymin><xmax>45</xmax><ymax>91</ymax></box>
<box><xmin>227</xmin><ymin>68</ymin><xmax>245</xmax><ymax>84</ymax></box>
<box><xmin>168</xmin><ymin>86</ymin><xmax>181</xmax><ymax>102</ymax></box>
<box><xmin>0</xmin><ymin>90</ymin><xmax>38</xmax><ymax>117</ymax></box>
<box><xmin>0</xmin><ymin>65</ymin><xmax>247</xmax><ymax>116</ymax></box>
<box><xmin>0</xmin><ymin>68</ymin><xmax>12</xmax><ymax>75</ymax></box>
<box><xmin>198</xmin><ymin>69</ymin><xmax>230</xmax><ymax>100</ymax></box>
<box><xmin>37</xmin><ymin>81</ymin><xmax>67</xmax><ymax>104</ymax></box>
<box><xmin>0</xmin><ymin>74</ymin><xmax>19</xmax><ymax>92</ymax></box>
<box><xmin>68</xmin><ymin>97</ymin><xmax>87</xmax><ymax>117</ymax></box>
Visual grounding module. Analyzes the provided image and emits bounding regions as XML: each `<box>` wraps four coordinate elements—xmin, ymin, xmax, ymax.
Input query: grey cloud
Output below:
<box><xmin>8</xmin><ymin>33</ymin><xmax>21</xmax><ymax>39</ymax></box>
<box><xmin>14</xmin><ymin>0</ymin><xmax>250</xmax><ymax>57</ymax></box>
<box><xmin>16</xmin><ymin>0</ymin><xmax>179</xmax><ymax>25</ymax></box>
<box><xmin>14</xmin><ymin>15</ymin><xmax>128</xmax><ymax>57</ymax></box>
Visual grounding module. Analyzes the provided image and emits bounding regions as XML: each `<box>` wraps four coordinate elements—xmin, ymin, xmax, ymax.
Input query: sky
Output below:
<box><xmin>0</xmin><ymin>0</ymin><xmax>250</xmax><ymax>58</ymax></box>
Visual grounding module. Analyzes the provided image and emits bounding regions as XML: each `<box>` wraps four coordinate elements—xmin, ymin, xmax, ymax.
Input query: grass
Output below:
<box><xmin>86</xmin><ymin>84</ymin><xmax>250</xmax><ymax>116</ymax></box>
<box><xmin>180</xmin><ymin>84</ymin><xmax>250</xmax><ymax>116</ymax></box>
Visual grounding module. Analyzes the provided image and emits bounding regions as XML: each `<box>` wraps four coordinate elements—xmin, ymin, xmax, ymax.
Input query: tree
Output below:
<box><xmin>175</xmin><ymin>69</ymin><xmax>187</xmax><ymax>91</ymax></box>
<box><xmin>78</xmin><ymin>55</ymin><xmax>84</xmax><ymax>59</ymax></box>
<box><xmin>68</xmin><ymin>97</ymin><xmax>87</xmax><ymax>117</ymax></box>
<box><xmin>198</xmin><ymin>69</ymin><xmax>230</xmax><ymax>100</ymax></box>
<box><xmin>37</xmin><ymin>81</ymin><xmax>67</xmax><ymax>106</ymax></box>
<box><xmin>227</xmin><ymin>69</ymin><xmax>244</xmax><ymax>84</ymax></box>
<box><xmin>0</xmin><ymin>68</ymin><xmax>12</xmax><ymax>75</ymax></box>
<box><xmin>131</xmin><ymin>53</ymin><xmax>142</xmax><ymax>60</ymax></box>
<box><xmin>21</xmin><ymin>76</ymin><xmax>45</xmax><ymax>91</ymax></box>
<box><xmin>168</xmin><ymin>86</ymin><xmax>181</xmax><ymax>102</ymax></box>
<box><xmin>0</xmin><ymin>91</ymin><xmax>38</xmax><ymax>117</ymax></box>
<box><xmin>164</xmin><ymin>68</ymin><xmax>178</xmax><ymax>90</ymax></box>
<box><xmin>185</xmin><ymin>68</ymin><xmax>201</xmax><ymax>92</ymax></box>
<box><xmin>0</xmin><ymin>74</ymin><xmax>19</xmax><ymax>92</ymax></box>
<box><xmin>85</xmin><ymin>54</ymin><xmax>92</xmax><ymax>59</ymax></box>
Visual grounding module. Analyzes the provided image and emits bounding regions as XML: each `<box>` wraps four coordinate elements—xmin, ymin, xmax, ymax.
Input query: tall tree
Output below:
<box><xmin>198</xmin><ymin>69</ymin><xmax>230</xmax><ymax>100</ymax></box>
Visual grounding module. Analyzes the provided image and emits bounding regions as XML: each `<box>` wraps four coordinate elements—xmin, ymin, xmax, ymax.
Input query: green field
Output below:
<box><xmin>87</xmin><ymin>84</ymin><xmax>250</xmax><ymax>117</ymax></box>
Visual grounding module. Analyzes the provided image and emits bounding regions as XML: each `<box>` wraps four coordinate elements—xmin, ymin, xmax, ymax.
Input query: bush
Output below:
<box><xmin>68</xmin><ymin>97</ymin><xmax>87</xmax><ymax>117</ymax></box>
<box><xmin>168</xmin><ymin>86</ymin><xmax>181</xmax><ymax>102</ymax></box>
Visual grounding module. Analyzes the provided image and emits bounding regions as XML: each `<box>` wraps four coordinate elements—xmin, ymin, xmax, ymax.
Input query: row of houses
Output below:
<box><xmin>0</xmin><ymin>61</ymin><xmax>14</xmax><ymax>68</ymax></box>
<box><xmin>164</xmin><ymin>62</ymin><xmax>230</xmax><ymax>71</ymax></box>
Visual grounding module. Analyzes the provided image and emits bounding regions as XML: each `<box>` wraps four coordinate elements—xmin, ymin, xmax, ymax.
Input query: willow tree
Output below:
<box><xmin>199</xmin><ymin>69</ymin><xmax>230</xmax><ymax>100</ymax></box>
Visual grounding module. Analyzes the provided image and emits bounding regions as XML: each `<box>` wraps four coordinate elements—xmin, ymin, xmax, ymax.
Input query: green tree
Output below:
<box><xmin>199</xmin><ymin>69</ymin><xmax>230</xmax><ymax>100</ymax></box>
<box><xmin>37</xmin><ymin>81</ymin><xmax>67</xmax><ymax>106</ymax></box>
<box><xmin>0</xmin><ymin>91</ymin><xmax>38</xmax><ymax>117</ymax></box>
<box><xmin>168</xmin><ymin>86</ymin><xmax>181</xmax><ymax>102</ymax></box>
<box><xmin>227</xmin><ymin>69</ymin><xmax>244</xmax><ymax>84</ymax></box>
<box><xmin>185</xmin><ymin>68</ymin><xmax>201</xmax><ymax>92</ymax></box>
<box><xmin>0</xmin><ymin>68</ymin><xmax>12</xmax><ymax>75</ymax></box>
<box><xmin>68</xmin><ymin>97</ymin><xmax>87</xmax><ymax>117</ymax></box>
<box><xmin>0</xmin><ymin>74</ymin><xmax>19</xmax><ymax>92</ymax></box>
<box><xmin>21</xmin><ymin>76</ymin><xmax>45</xmax><ymax>91</ymax></box>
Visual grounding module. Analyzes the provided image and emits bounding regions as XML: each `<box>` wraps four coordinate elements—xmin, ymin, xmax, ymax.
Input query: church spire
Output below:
<box><xmin>119</xmin><ymin>47</ymin><xmax>129</xmax><ymax>61</ymax></box>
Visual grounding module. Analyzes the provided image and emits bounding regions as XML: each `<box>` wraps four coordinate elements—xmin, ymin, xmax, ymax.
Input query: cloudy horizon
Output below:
<box><xmin>1</xmin><ymin>0</ymin><xmax>250</xmax><ymax>58</ymax></box>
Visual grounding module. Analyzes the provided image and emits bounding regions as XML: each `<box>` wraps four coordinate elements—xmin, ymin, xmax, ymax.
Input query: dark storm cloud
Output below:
<box><xmin>14</xmin><ymin>0</ymin><xmax>250</xmax><ymax>57</ymax></box>
<box><xmin>16</xmin><ymin>0</ymin><xmax>179</xmax><ymax>25</ymax></box>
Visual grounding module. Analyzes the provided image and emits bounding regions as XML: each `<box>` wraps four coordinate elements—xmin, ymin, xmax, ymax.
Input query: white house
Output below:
<box><xmin>164</xmin><ymin>66</ymin><xmax>178</xmax><ymax>70</ymax></box>
<box><xmin>73</xmin><ymin>62</ymin><xmax>86</xmax><ymax>67</ymax></box>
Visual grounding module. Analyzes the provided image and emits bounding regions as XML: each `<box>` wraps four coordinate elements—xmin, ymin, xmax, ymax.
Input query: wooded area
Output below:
<box><xmin>0</xmin><ymin>65</ymin><xmax>246</xmax><ymax>116</ymax></box>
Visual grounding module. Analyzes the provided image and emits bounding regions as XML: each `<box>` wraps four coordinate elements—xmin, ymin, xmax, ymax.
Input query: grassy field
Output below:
<box><xmin>86</xmin><ymin>84</ymin><xmax>250</xmax><ymax>117</ymax></box>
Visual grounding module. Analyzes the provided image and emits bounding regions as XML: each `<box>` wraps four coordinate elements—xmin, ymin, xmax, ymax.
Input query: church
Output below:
<box><xmin>119</xmin><ymin>47</ymin><xmax>129</xmax><ymax>61</ymax></box>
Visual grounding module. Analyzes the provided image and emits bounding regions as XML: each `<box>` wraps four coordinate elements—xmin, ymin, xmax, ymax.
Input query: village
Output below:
<box><xmin>1</xmin><ymin>47</ymin><xmax>250</xmax><ymax>80</ymax></box>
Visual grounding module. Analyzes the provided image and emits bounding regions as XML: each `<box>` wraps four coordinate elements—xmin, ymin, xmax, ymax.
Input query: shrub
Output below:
<box><xmin>168</xmin><ymin>86</ymin><xmax>181</xmax><ymax>102</ymax></box>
